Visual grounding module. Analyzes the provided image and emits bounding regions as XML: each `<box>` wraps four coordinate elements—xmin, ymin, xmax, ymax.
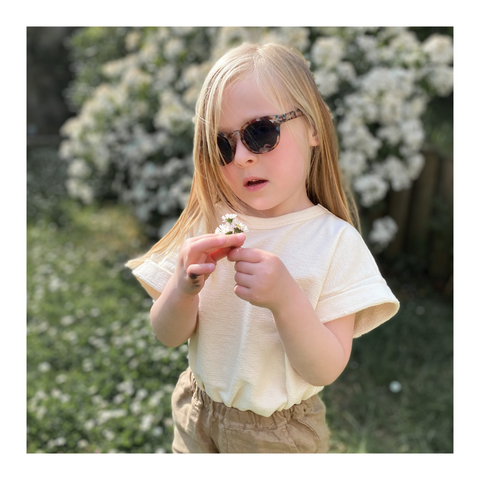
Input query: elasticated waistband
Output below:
<box><xmin>184</xmin><ymin>367</ymin><xmax>322</xmax><ymax>430</ymax></box>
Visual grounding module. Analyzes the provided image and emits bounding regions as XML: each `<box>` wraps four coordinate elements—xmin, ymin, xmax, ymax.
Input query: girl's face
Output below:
<box><xmin>218</xmin><ymin>76</ymin><xmax>318</xmax><ymax>218</ymax></box>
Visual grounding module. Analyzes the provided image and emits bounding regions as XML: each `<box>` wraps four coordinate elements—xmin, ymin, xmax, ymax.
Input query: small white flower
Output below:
<box><xmin>38</xmin><ymin>362</ymin><xmax>51</xmax><ymax>372</ymax></box>
<box><xmin>215</xmin><ymin>223</ymin><xmax>234</xmax><ymax>235</ymax></box>
<box><xmin>389</xmin><ymin>380</ymin><xmax>402</xmax><ymax>393</ymax></box>
<box><xmin>232</xmin><ymin>221</ymin><xmax>249</xmax><ymax>233</ymax></box>
<box><xmin>102</xmin><ymin>429</ymin><xmax>115</xmax><ymax>441</ymax></box>
<box><xmin>422</xmin><ymin>34</ymin><xmax>453</xmax><ymax>65</ymax></box>
<box><xmin>216</xmin><ymin>214</ymin><xmax>248</xmax><ymax>234</ymax></box>
<box><xmin>84</xmin><ymin>419</ymin><xmax>96</xmax><ymax>431</ymax></box>
<box><xmin>369</xmin><ymin>216</ymin><xmax>398</xmax><ymax>249</ymax></box>
<box><xmin>77</xmin><ymin>439</ymin><xmax>89</xmax><ymax>449</ymax></box>
<box><xmin>54</xmin><ymin>437</ymin><xmax>66</xmax><ymax>446</ymax></box>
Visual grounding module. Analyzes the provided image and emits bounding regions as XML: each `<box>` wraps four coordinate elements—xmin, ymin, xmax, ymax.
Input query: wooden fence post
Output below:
<box><xmin>429</xmin><ymin>155</ymin><xmax>453</xmax><ymax>286</ymax></box>
<box><xmin>385</xmin><ymin>187</ymin><xmax>412</xmax><ymax>257</ymax></box>
<box><xmin>406</xmin><ymin>150</ymin><xmax>441</xmax><ymax>257</ymax></box>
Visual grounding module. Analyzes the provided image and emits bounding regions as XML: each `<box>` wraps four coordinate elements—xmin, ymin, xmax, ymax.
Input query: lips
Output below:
<box><xmin>243</xmin><ymin>177</ymin><xmax>268</xmax><ymax>192</ymax></box>
<box><xmin>243</xmin><ymin>177</ymin><xmax>268</xmax><ymax>187</ymax></box>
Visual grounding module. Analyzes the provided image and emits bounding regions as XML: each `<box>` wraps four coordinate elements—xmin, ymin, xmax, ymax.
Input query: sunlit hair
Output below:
<box><xmin>126</xmin><ymin>43</ymin><xmax>359</xmax><ymax>271</ymax></box>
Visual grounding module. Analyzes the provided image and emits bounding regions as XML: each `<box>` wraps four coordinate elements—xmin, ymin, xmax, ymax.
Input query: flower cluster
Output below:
<box><xmin>308</xmin><ymin>27</ymin><xmax>452</xmax><ymax>248</ymax></box>
<box><xmin>368</xmin><ymin>216</ymin><xmax>399</xmax><ymax>251</ymax></box>
<box><xmin>59</xmin><ymin>27</ymin><xmax>452</xmax><ymax>249</ymax></box>
<box><xmin>215</xmin><ymin>214</ymin><xmax>249</xmax><ymax>235</ymax></box>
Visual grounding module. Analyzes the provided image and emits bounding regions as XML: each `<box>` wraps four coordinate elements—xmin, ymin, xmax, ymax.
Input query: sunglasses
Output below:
<box><xmin>217</xmin><ymin>109</ymin><xmax>304</xmax><ymax>166</ymax></box>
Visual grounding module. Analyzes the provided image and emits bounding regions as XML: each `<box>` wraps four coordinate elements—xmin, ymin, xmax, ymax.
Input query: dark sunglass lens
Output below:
<box><xmin>243</xmin><ymin>120</ymin><xmax>278</xmax><ymax>153</ymax></box>
<box><xmin>217</xmin><ymin>134</ymin><xmax>233</xmax><ymax>165</ymax></box>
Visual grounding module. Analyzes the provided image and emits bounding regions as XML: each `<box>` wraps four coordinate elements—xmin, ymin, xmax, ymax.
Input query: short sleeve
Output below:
<box><xmin>315</xmin><ymin>224</ymin><xmax>399</xmax><ymax>338</ymax></box>
<box><xmin>131</xmin><ymin>249</ymin><xmax>179</xmax><ymax>298</ymax></box>
<box><xmin>131</xmin><ymin>220</ymin><xmax>207</xmax><ymax>299</ymax></box>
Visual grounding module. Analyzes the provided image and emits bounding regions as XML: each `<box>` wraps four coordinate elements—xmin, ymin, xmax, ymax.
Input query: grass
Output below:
<box><xmin>323</xmin><ymin>281</ymin><xmax>453</xmax><ymax>453</ymax></box>
<box><xmin>27</xmin><ymin>199</ymin><xmax>453</xmax><ymax>453</ymax></box>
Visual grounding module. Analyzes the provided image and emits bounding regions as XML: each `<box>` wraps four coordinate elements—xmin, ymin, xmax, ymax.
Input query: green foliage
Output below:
<box><xmin>27</xmin><ymin>146</ymin><xmax>68</xmax><ymax>224</ymax></box>
<box><xmin>64</xmin><ymin>27</ymin><xmax>136</xmax><ymax>111</ymax></box>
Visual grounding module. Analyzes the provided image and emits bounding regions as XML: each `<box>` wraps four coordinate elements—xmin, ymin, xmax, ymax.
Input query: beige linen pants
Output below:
<box><xmin>171</xmin><ymin>368</ymin><xmax>330</xmax><ymax>453</ymax></box>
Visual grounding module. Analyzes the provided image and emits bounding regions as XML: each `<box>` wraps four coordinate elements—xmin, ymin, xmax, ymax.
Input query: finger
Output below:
<box><xmin>187</xmin><ymin>263</ymin><xmax>215</xmax><ymax>279</ymax></box>
<box><xmin>227</xmin><ymin>247</ymin><xmax>262</xmax><ymax>263</ymax></box>
<box><xmin>234</xmin><ymin>272</ymin><xmax>253</xmax><ymax>288</ymax></box>
<box><xmin>234</xmin><ymin>260</ymin><xmax>257</xmax><ymax>274</ymax></box>
<box><xmin>233</xmin><ymin>284</ymin><xmax>251</xmax><ymax>302</ymax></box>
<box><xmin>190</xmin><ymin>233</ymin><xmax>245</xmax><ymax>255</ymax></box>
<box><xmin>210</xmin><ymin>234</ymin><xmax>246</xmax><ymax>262</ymax></box>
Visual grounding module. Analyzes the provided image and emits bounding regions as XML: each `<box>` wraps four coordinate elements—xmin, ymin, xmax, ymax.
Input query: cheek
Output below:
<box><xmin>276</xmin><ymin>136</ymin><xmax>311</xmax><ymax>177</ymax></box>
<box><xmin>221</xmin><ymin>165</ymin><xmax>239</xmax><ymax>191</ymax></box>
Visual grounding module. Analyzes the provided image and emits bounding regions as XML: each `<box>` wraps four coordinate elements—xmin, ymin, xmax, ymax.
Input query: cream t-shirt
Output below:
<box><xmin>132</xmin><ymin>204</ymin><xmax>399</xmax><ymax>417</ymax></box>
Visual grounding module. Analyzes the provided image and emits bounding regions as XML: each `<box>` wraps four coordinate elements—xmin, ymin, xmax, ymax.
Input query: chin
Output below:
<box><xmin>247</xmin><ymin>204</ymin><xmax>286</xmax><ymax>218</ymax></box>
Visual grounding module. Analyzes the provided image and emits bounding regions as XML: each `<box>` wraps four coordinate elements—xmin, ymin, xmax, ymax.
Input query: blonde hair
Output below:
<box><xmin>126</xmin><ymin>43</ymin><xmax>359</xmax><ymax>270</ymax></box>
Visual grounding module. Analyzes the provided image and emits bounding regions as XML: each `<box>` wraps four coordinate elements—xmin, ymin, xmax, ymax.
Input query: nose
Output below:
<box><xmin>232</xmin><ymin>134</ymin><xmax>257</xmax><ymax>168</ymax></box>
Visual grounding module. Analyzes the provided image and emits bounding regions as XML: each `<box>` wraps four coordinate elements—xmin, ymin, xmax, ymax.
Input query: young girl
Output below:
<box><xmin>126</xmin><ymin>43</ymin><xmax>399</xmax><ymax>453</ymax></box>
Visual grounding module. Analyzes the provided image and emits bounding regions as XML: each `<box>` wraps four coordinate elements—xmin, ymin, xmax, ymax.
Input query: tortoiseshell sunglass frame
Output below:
<box><xmin>217</xmin><ymin>109</ymin><xmax>304</xmax><ymax>166</ymax></box>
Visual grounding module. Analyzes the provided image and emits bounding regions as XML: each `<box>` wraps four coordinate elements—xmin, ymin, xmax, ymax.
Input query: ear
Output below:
<box><xmin>308</xmin><ymin>126</ymin><xmax>320</xmax><ymax>147</ymax></box>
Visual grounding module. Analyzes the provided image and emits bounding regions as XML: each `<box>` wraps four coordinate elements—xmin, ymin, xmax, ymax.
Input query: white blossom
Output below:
<box><xmin>377</xmin><ymin>125</ymin><xmax>402</xmax><ymax>146</ymax></box>
<box><xmin>369</xmin><ymin>216</ymin><xmax>398</xmax><ymax>250</ymax></box>
<box><xmin>422</xmin><ymin>34</ymin><xmax>453</xmax><ymax>64</ymax></box>
<box><xmin>375</xmin><ymin>155</ymin><xmax>412</xmax><ymax>191</ymax></box>
<box><xmin>355</xmin><ymin>35</ymin><xmax>380</xmax><ymax>64</ymax></box>
<box><xmin>216</xmin><ymin>214</ymin><xmax>248</xmax><ymax>234</ymax></box>
<box><xmin>353</xmin><ymin>173</ymin><xmax>389</xmax><ymax>206</ymax></box>
<box><xmin>389</xmin><ymin>380</ymin><xmax>402</xmax><ymax>393</ymax></box>
<box><xmin>426</xmin><ymin>64</ymin><xmax>454</xmax><ymax>96</ymax></box>
<box><xmin>336</xmin><ymin>62</ymin><xmax>357</xmax><ymax>84</ymax></box>
<box><xmin>406</xmin><ymin>154</ymin><xmax>425</xmax><ymax>180</ymax></box>
<box><xmin>339</xmin><ymin>150</ymin><xmax>368</xmax><ymax>179</ymax></box>
<box><xmin>313</xmin><ymin>69</ymin><xmax>340</xmax><ymax>97</ymax></box>
<box><xmin>38</xmin><ymin>362</ymin><xmax>51</xmax><ymax>372</ymax></box>
<box><xmin>139</xmin><ymin>414</ymin><xmax>156</xmax><ymax>431</ymax></box>
<box><xmin>164</xmin><ymin>37</ymin><xmax>185</xmax><ymax>61</ymax></box>
<box><xmin>400</xmin><ymin>119</ymin><xmax>425</xmax><ymax>152</ymax></box>
<box><xmin>102</xmin><ymin>429</ymin><xmax>115</xmax><ymax>441</ymax></box>
<box><xmin>68</xmin><ymin>158</ymin><xmax>91</xmax><ymax>178</ymax></box>
<box><xmin>215</xmin><ymin>223</ymin><xmax>234</xmax><ymax>235</ymax></box>
<box><xmin>311</xmin><ymin>37</ymin><xmax>345</xmax><ymax>69</ymax></box>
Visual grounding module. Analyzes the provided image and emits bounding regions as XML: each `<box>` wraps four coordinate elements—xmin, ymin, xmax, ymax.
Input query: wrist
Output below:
<box><xmin>174</xmin><ymin>271</ymin><xmax>202</xmax><ymax>297</ymax></box>
<box><xmin>269</xmin><ymin>274</ymin><xmax>303</xmax><ymax>318</ymax></box>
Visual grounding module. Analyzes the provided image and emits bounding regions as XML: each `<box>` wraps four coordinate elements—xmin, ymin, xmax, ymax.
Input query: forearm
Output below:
<box><xmin>150</xmin><ymin>275</ymin><xmax>199</xmax><ymax>348</ymax></box>
<box><xmin>271</xmin><ymin>285</ymin><xmax>351</xmax><ymax>386</ymax></box>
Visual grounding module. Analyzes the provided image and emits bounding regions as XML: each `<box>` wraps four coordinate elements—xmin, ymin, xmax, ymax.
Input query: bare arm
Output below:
<box><xmin>150</xmin><ymin>233</ymin><xmax>246</xmax><ymax>348</ymax></box>
<box><xmin>228</xmin><ymin>247</ymin><xmax>355</xmax><ymax>386</ymax></box>
<box><xmin>150</xmin><ymin>275</ymin><xmax>200</xmax><ymax>348</ymax></box>
<box><xmin>271</xmin><ymin>283</ymin><xmax>355</xmax><ymax>386</ymax></box>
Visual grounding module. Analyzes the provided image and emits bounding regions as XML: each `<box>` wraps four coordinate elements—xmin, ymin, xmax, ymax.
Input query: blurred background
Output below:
<box><xmin>27</xmin><ymin>27</ymin><xmax>453</xmax><ymax>453</ymax></box>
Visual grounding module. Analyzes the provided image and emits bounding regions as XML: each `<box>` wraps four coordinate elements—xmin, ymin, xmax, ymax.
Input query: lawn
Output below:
<box><xmin>27</xmin><ymin>199</ymin><xmax>453</xmax><ymax>453</ymax></box>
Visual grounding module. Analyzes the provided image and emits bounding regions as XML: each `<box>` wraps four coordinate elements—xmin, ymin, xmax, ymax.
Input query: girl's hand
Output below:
<box><xmin>227</xmin><ymin>247</ymin><xmax>295</xmax><ymax>313</ymax></box>
<box><xmin>175</xmin><ymin>233</ymin><xmax>246</xmax><ymax>296</ymax></box>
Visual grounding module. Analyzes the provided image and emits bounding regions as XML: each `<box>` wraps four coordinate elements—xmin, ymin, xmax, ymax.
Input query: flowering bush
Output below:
<box><xmin>59</xmin><ymin>27</ymin><xmax>453</xmax><ymax>247</ymax></box>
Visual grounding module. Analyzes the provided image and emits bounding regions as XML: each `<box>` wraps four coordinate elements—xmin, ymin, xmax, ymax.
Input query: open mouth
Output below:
<box><xmin>246</xmin><ymin>179</ymin><xmax>266</xmax><ymax>186</ymax></box>
<box><xmin>244</xmin><ymin>177</ymin><xmax>267</xmax><ymax>186</ymax></box>
<box><xmin>244</xmin><ymin>178</ymin><xmax>268</xmax><ymax>192</ymax></box>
